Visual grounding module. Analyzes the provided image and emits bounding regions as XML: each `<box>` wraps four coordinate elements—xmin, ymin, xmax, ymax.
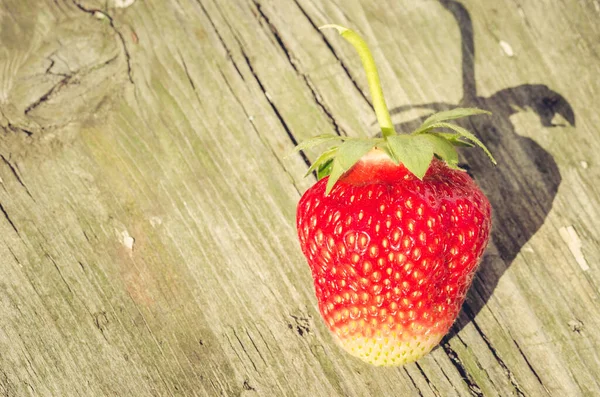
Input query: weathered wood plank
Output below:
<box><xmin>1</xmin><ymin>0</ymin><xmax>599</xmax><ymax>396</ymax></box>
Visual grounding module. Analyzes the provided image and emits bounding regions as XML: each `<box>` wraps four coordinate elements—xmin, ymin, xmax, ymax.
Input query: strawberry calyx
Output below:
<box><xmin>291</xmin><ymin>24</ymin><xmax>496</xmax><ymax>195</ymax></box>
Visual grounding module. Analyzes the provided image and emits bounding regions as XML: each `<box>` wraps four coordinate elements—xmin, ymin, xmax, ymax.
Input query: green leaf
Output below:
<box><xmin>304</xmin><ymin>147</ymin><xmax>338</xmax><ymax>177</ymax></box>
<box><xmin>325</xmin><ymin>160</ymin><xmax>346</xmax><ymax>195</ymax></box>
<box><xmin>317</xmin><ymin>158</ymin><xmax>334</xmax><ymax>180</ymax></box>
<box><xmin>287</xmin><ymin>134</ymin><xmax>345</xmax><ymax>157</ymax></box>
<box><xmin>325</xmin><ymin>139</ymin><xmax>378</xmax><ymax>194</ymax></box>
<box><xmin>378</xmin><ymin>144</ymin><xmax>398</xmax><ymax>163</ymax></box>
<box><xmin>421</xmin><ymin>135</ymin><xmax>459</xmax><ymax>167</ymax></box>
<box><xmin>428</xmin><ymin>122</ymin><xmax>497</xmax><ymax>165</ymax></box>
<box><xmin>336</xmin><ymin>140</ymin><xmax>378</xmax><ymax>169</ymax></box>
<box><xmin>421</xmin><ymin>107</ymin><xmax>490</xmax><ymax>128</ymax></box>
<box><xmin>386</xmin><ymin>135</ymin><xmax>436</xmax><ymax>179</ymax></box>
<box><xmin>432</xmin><ymin>132</ymin><xmax>475</xmax><ymax>147</ymax></box>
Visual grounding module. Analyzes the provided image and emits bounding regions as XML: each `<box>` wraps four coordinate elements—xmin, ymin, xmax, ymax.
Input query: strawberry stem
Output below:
<box><xmin>320</xmin><ymin>25</ymin><xmax>396</xmax><ymax>138</ymax></box>
<box><xmin>295</xmin><ymin>25</ymin><xmax>495</xmax><ymax>190</ymax></box>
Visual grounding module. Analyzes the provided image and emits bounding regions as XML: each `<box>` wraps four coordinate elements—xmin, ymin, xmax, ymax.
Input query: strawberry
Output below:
<box><xmin>293</xmin><ymin>25</ymin><xmax>496</xmax><ymax>366</ymax></box>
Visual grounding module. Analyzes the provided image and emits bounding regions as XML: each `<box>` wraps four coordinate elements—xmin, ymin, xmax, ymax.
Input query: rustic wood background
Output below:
<box><xmin>1</xmin><ymin>0</ymin><xmax>599</xmax><ymax>395</ymax></box>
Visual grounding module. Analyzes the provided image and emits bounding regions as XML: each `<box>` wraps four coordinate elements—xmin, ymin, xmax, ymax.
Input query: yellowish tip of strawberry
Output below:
<box><xmin>335</xmin><ymin>333</ymin><xmax>444</xmax><ymax>366</ymax></box>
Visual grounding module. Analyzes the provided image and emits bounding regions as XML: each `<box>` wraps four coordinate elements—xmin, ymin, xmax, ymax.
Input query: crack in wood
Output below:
<box><xmin>0</xmin><ymin>155</ymin><xmax>35</xmax><ymax>200</ymax></box>
<box><xmin>71</xmin><ymin>0</ymin><xmax>134</xmax><ymax>84</ymax></box>
<box><xmin>0</xmin><ymin>202</ymin><xmax>19</xmax><ymax>237</ymax></box>
<box><xmin>436</xmin><ymin>358</ymin><xmax>464</xmax><ymax>395</ymax></box>
<box><xmin>243</xmin><ymin>378</ymin><xmax>256</xmax><ymax>391</ymax></box>
<box><xmin>197</xmin><ymin>0</ymin><xmax>314</xmax><ymax>188</ymax></box>
<box><xmin>238</xmin><ymin>47</ymin><xmax>312</xmax><ymax>170</ymax></box>
<box><xmin>292</xmin><ymin>0</ymin><xmax>373</xmax><ymax>109</ymax></box>
<box><xmin>217</xmin><ymin>67</ymin><xmax>303</xmax><ymax>196</ymax></box>
<box><xmin>195</xmin><ymin>0</ymin><xmax>245</xmax><ymax>82</ymax></box>
<box><xmin>462</xmin><ymin>286</ymin><xmax>552</xmax><ymax>395</ymax></box>
<box><xmin>225</xmin><ymin>332</ymin><xmax>247</xmax><ymax>371</ymax></box>
<box><xmin>44</xmin><ymin>57</ymin><xmax>70</xmax><ymax>78</ymax></box>
<box><xmin>24</xmin><ymin>74</ymin><xmax>74</xmax><ymax>115</ymax></box>
<box><xmin>251</xmin><ymin>0</ymin><xmax>345</xmax><ymax>137</ymax></box>
<box><xmin>254</xmin><ymin>326</ymin><xmax>275</xmax><ymax>357</ymax></box>
<box><xmin>414</xmin><ymin>362</ymin><xmax>442</xmax><ymax>397</ymax></box>
<box><xmin>512</xmin><ymin>338</ymin><xmax>551</xmax><ymax>395</ymax></box>
<box><xmin>45</xmin><ymin>58</ymin><xmax>56</xmax><ymax>75</ymax></box>
<box><xmin>7</xmin><ymin>246</ymin><xmax>20</xmax><ymax>265</ymax></box>
<box><xmin>179</xmin><ymin>57</ymin><xmax>196</xmax><ymax>92</ymax></box>
<box><xmin>455</xmin><ymin>331</ymin><xmax>503</xmax><ymax>392</ymax></box>
<box><xmin>93</xmin><ymin>311</ymin><xmax>110</xmax><ymax>342</ymax></box>
<box><xmin>245</xmin><ymin>328</ymin><xmax>267</xmax><ymax>366</ymax></box>
<box><xmin>404</xmin><ymin>367</ymin><xmax>426</xmax><ymax>397</ymax></box>
<box><xmin>43</xmin><ymin>250</ymin><xmax>74</xmax><ymax>295</ymax></box>
<box><xmin>177</xmin><ymin>50</ymin><xmax>204</xmax><ymax>106</ymax></box>
<box><xmin>461</xmin><ymin>305</ymin><xmax>526</xmax><ymax>396</ymax></box>
<box><xmin>441</xmin><ymin>342</ymin><xmax>484</xmax><ymax>397</ymax></box>
<box><xmin>5</xmin><ymin>122</ymin><xmax>34</xmax><ymax>136</ymax></box>
<box><xmin>23</xmin><ymin>44</ymin><xmax>121</xmax><ymax>118</ymax></box>
<box><xmin>232</xmin><ymin>329</ymin><xmax>258</xmax><ymax>372</ymax></box>
<box><xmin>0</xmin><ymin>108</ymin><xmax>35</xmax><ymax>136</ymax></box>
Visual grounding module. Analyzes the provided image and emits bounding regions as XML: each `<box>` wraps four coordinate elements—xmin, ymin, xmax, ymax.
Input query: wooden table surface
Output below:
<box><xmin>1</xmin><ymin>0</ymin><xmax>599</xmax><ymax>395</ymax></box>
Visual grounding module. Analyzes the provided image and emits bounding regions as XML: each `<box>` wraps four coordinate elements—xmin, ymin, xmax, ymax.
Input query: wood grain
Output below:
<box><xmin>1</xmin><ymin>0</ymin><xmax>599</xmax><ymax>395</ymax></box>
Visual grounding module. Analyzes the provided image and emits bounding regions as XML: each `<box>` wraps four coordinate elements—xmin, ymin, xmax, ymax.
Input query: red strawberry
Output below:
<box><xmin>293</xmin><ymin>25</ymin><xmax>495</xmax><ymax>366</ymax></box>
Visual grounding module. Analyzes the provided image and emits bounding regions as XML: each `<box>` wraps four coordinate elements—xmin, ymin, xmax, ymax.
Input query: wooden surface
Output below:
<box><xmin>1</xmin><ymin>0</ymin><xmax>599</xmax><ymax>395</ymax></box>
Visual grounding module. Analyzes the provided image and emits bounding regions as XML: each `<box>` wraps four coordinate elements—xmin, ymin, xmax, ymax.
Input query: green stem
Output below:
<box><xmin>320</xmin><ymin>24</ymin><xmax>396</xmax><ymax>138</ymax></box>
